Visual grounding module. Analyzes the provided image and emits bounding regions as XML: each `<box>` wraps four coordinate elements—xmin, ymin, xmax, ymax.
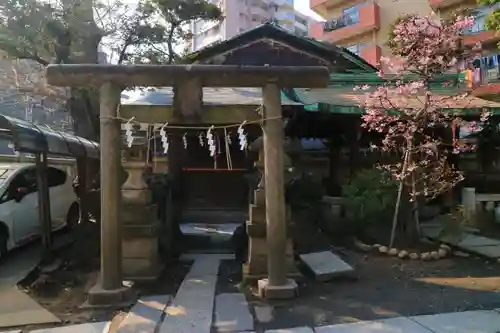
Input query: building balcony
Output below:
<box><xmin>250</xmin><ymin>7</ymin><xmax>267</xmax><ymax>17</ymax></box>
<box><xmin>360</xmin><ymin>45</ymin><xmax>381</xmax><ymax>67</ymax></box>
<box><xmin>466</xmin><ymin>62</ymin><xmax>500</xmax><ymax>102</ymax></box>
<box><xmin>310</xmin><ymin>3</ymin><xmax>380</xmax><ymax>44</ymax></box>
<box><xmin>310</xmin><ymin>0</ymin><xmax>353</xmax><ymax>18</ymax></box>
<box><xmin>462</xmin><ymin>15</ymin><xmax>500</xmax><ymax>47</ymax></box>
<box><xmin>429</xmin><ymin>0</ymin><xmax>467</xmax><ymax>10</ymax></box>
<box><xmin>463</xmin><ymin>30</ymin><xmax>500</xmax><ymax>47</ymax></box>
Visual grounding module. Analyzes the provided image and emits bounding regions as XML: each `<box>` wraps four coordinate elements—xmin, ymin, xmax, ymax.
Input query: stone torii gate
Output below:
<box><xmin>46</xmin><ymin>64</ymin><xmax>329</xmax><ymax>305</ymax></box>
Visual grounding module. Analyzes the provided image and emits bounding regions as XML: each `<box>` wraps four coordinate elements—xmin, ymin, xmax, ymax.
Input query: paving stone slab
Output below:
<box><xmin>0</xmin><ymin>287</ymin><xmax>60</xmax><ymax>328</ymax></box>
<box><xmin>30</xmin><ymin>321</ymin><xmax>110</xmax><ymax>333</ymax></box>
<box><xmin>457</xmin><ymin>235</ymin><xmax>500</xmax><ymax>248</ymax></box>
<box><xmin>410</xmin><ymin>310</ymin><xmax>500</xmax><ymax>333</ymax></box>
<box><xmin>463</xmin><ymin>245</ymin><xmax>500</xmax><ymax>258</ymax></box>
<box><xmin>214</xmin><ymin>293</ymin><xmax>254</xmax><ymax>332</ymax></box>
<box><xmin>158</xmin><ymin>256</ymin><xmax>220</xmax><ymax>333</ymax></box>
<box><xmin>265</xmin><ymin>327</ymin><xmax>314</xmax><ymax>333</ymax></box>
<box><xmin>254</xmin><ymin>305</ymin><xmax>273</xmax><ymax>323</ymax></box>
<box><xmin>299</xmin><ymin>251</ymin><xmax>354</xmax><ymax>282</ymax></box>
<box><xmin>180</xmin><ymin>253</ymin><xmax>234</xmax><ymax>261</ymax></box>
<box><xmin>116</xmin><ymin>295</ymin><xmax>171</xmax><ymax>333</ymax></box>
<box><xmin>315</xmin><ymin>317</ymin><xmax>432</xmax><ymax>333</ymax></box>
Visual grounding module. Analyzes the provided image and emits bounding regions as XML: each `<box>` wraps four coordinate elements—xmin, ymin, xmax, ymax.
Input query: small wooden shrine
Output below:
<box><xmin>46</xmin><ymin>63</ymin><xmax>329</xmax><ymax>305</ymax></box>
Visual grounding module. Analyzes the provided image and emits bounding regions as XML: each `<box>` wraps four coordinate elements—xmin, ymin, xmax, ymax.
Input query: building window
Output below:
<box><xmin>324</xmin><ymin>2</ymin><xmax>365</xmax><ymax>32</ymax></box>
<box><xmin>464</xmin><ymin>3</ymin><xmax>500</xmax><ymax>34</ymax></box>
<box><xmin>346</xmin><ymin>43</ymin><xmax>367</xmax><ymax>56</ymax></box>
<box><xmin>294</xmin><ymin>27</ymin><xmax>306</xmax><ymax>37</ymax></box>
<box><xmin>212</xmin><ymin>23</ymin><xmax>221</xmax><ymax>35</ymax></box>
<box><xmin>296</xmin><ymin>17</ymin><xmax>307</xmax><ymax>26</ymax></box>
<box><xmin>466</xmin><ymin>12</ymin><xmax>486</xmax><ymax>34</ymax></box>
<box><xmin>342</xmin><ymin>2</ymin><xmax>366</xmax><ymax>25</ymax></box>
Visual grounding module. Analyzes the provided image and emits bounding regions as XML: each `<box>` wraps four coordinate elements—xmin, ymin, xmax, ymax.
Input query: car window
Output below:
<box><xmin>11</xmin><ymin>168</ymin><xmax>38</xmax><ymax>191</ymax></box>
<box><xmin>47</xmin><ymin>167</ymin><xmax>67</xmax><ymax>188</ymax></box>
<box><xmin>0</xmin><ymin>167</ymin><xmax>38</xmax><ymax>202</ymax></box>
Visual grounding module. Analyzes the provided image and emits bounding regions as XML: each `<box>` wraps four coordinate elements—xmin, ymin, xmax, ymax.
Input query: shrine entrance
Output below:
<box><xmin>180</xmin><ymin>127</ymin><xmax>251</xmax><ymax>212</ymax></box>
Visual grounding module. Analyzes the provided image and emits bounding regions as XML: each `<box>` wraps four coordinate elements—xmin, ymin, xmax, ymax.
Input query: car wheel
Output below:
<box><xmin>0</xmin><ymin>231</ymin><xmax>7</xmax><ymax>259</ymax></box>
<box><xmin>66</xmin><ymin>203</ymin><xmax>81</xmax><ymax>229</ymax></box>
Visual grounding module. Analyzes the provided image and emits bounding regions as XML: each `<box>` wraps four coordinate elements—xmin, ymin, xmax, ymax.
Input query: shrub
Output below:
<box><xmin>342</xmin><ymin>168</ymin><xmax>399</xmax><ymax>229</ymax></box>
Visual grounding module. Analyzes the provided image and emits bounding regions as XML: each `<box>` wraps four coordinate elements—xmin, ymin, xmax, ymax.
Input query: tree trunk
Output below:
<box><xmin>389</xmin><ymin>148</ymin><xmax>410</xmax><ymax>248</ymax></box>
<box><xmin>65</xmin><ymin>0</ymin><xmax>103</xmax><ymax>224</ymax></box>
<box><xmin>411</xmin><ymin>171</ymin><xmax>420</xmax><ymax>237</ymax></box>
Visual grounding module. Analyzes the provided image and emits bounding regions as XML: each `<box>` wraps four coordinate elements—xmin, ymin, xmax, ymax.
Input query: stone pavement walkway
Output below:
<box><xmin>9</xmin><ymin>252</ymin><xmax>500</xmax><ymax>333</ymax></box>
<box><xmin>421</xmin><ymin>222</ymin><xmax>500</xmax><ymax>259</ymax></box>
<box><xmin>9</xmin><ymin>308</ymin><xmax>500</xmax><ymax>332</ymax></box>
<box><xmin>0</xmin><ymin>244</ymin><xmax>61</xmax><ymax>330</ymax></box>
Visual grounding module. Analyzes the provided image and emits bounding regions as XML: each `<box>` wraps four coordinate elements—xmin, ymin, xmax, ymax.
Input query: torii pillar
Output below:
<box><xmin>256</xmin><ymin>82</ymin><xmax>298</xmax><ymax>298</ymax></box>
<box><xmin>89</xmin><ymin>82</ymin><xmax>135</xmax><ymax>305</ymax></box>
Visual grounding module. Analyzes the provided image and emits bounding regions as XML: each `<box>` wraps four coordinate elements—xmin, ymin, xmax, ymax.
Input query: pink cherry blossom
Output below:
<box><xmin>358</xmin><ymin>14</ymin><xmax>481</xmax><ymax>210</ymax></box>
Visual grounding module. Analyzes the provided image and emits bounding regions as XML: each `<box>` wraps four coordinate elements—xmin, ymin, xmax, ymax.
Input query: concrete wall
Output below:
<box><xmin>311</xmin><ymin>0</ymin><xmax>434</xmax><ymax>65</ymax></box>
<box><xmin>190</xmin><ymin>0</ymin><xmax>311</xmax><ymax>51</ymax></box>
<box><xmin>375</xmin><ymin>0</ymin><xmax>433</xmax><ymax>59</ymax></box>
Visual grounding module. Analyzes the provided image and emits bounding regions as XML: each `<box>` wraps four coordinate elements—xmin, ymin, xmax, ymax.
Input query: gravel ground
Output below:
<box><xmin>217</xmin><ymin>251</ymin><xmax>500</xmax><ymax>331</ymax></box>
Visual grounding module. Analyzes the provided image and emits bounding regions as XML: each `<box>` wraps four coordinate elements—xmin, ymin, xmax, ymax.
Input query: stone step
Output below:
<box><xmin>115</xmin><ymin>295</ymin><xmax>171</xmax><ymax>333</ymax></box>
<box><xmin>214</xmin><ymin>293</ymin><xmax>254</xmax><ymax>333</ymax></box>
<box><xmin>30</xmin><ymin>322</ymin><xmax>110</xmax><ymax>333</ymax></box>
<box><xmin>158</xmin><ymin>255</ymin><xmax>221</xmax><ymax>333</ymax></box>
<box><xmin>299</xmin><ymin>251</ymin><xmax>355</xmax><ymax>282</ymax></box>
<box><xmin>182</xmin><ymin>210</ymin><xmax>248</xmax><ymax>225</ymax></box>
<box><xmin>180</xmin><ymin>253</ymin><xmax>235</xmax><ymax>261</ymax></box>
<box><xmin>265</xmin><ymin>327</ymin><xmax>314</xmax><ymax>333</ymax></box>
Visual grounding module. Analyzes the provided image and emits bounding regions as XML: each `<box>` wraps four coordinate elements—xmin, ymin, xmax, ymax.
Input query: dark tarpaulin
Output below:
<box><xmin>0</xmin><ymin>115</ymin><xmax>99</xmax><ymax>158</ymax></box>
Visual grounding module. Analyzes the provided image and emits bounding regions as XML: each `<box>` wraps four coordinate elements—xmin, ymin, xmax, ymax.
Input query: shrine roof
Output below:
<box><xmin>186</xmin><ymin>22</ymin><xmax>376</xmax><ymax>73</ymax></box>
<box><xmin>285</xmin><ymin>72</ymin><xmax>500</xmax><ymax>114</ymax></box>
<box><xmin>290</xmin><ymin>88</ymin><xmax>500</xmax><ymax>115</ymax></box>
<box><xmin>121</xmin><ymin>72</ymin><xmax>499</xmax><ymax>114</ymax></box>
<box><xmin>122</xmin><ymin>87</ymin><xmax>301</xmax><ymax>106</ymax></box>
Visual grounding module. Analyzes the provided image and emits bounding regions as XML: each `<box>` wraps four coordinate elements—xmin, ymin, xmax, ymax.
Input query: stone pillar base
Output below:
<box><xmin>242</xmin><ymin>263</ymin><xmax>301</xmax><ymax>283</ymax></box>
<box><xmin>86</xmin><ymin>281</ymin><xmax>135</xmax><ymax>307</ymax></box>
<box><xmin>121</xmin><ymin>203</ymin><xmax>163</xmax><ymax>281</ymax></box>
<box><xmin>243</xmin><ymin>237</ymin><xmax>300</xmax><ymax>282</ymax></box>
<box><xmin>122</xmin><ymin>236</ymin><xmax>163</xmax><ymax>281</ymax></box>
<box><xmin>257</xmin><ymin>278</ymin><xmax>298</xmax><ymax>299</ymax></box>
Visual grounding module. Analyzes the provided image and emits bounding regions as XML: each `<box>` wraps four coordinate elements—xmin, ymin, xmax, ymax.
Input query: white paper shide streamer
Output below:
<box><xmin>198</xmin><ymin>132</ymin><xmax>205</xmax><ymax>147</ymax></box>
<box><xmin>160</xmin><ymin>123</ymin><xmax>169</xmax><ymax>154</ymax></box>
<box><xmin>124</xmin><ymin>119</ymin><xmax>134</xmax><ymax>147</ymax></box>
<box><xmin>237</xmin><ymin>121</ymin><xmax>247</xmax><ymax>151</ymax></box>
<box><xmin>206</xmin><ymin>126</ymin><xmax>216</xmax><ymax>156</ymax></box>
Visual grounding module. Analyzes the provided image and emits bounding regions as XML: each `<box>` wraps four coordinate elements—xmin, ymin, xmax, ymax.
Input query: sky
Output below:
<box><xmin>294</xmin><ymin>0</ymin><xmax>323</xmax><ymax>21</ymax></box>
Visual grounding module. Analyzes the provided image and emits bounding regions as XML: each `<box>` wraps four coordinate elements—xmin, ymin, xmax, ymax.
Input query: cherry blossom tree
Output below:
<box><xmin>358</xmin><ymin>13</ymin><xmax>487</xmax><ymax>246</ymax></box>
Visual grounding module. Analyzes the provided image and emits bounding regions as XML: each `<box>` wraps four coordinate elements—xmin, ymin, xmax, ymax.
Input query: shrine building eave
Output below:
<box><xmin>326</xmin><ymin>72</ymin><xmax>467</xmax><ymax>94</ymax></box>
<box><xmin>119</xmin><ymin>87</ymin><xmax>302</xmax><ymax>124</ymax></box>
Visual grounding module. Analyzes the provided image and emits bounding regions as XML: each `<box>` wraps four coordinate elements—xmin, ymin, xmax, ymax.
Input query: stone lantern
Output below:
<box><xmin>243</xmin><ymin>135</ymin><xmax>299</xmax><ymax>281</ymax></box>
<box><xmin>121</xmin><ymin>126</ymin><xmax>162</xmax><ymax>281</ymax></box>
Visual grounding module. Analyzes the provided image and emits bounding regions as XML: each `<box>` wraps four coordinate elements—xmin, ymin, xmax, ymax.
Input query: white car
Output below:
<box><xmin>0</xmin><ymin>163</ymin><xmax>80</xmax><ymax>257</ymax></box>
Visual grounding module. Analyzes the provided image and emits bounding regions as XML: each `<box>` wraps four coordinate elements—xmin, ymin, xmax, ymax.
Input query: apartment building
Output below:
<box><xmin>432</xmin><ymin>0</ymin><xmax>500</xmax><ymax>99</ymax></box>
<box><xmin>190</xmin><ymin>0</ymin><xmax>316</xmax><ymax>51</ymax></box>
<box><xmin>309</xmin><ymin>0</ymin><xmax>499</xmax><ymax>71</ymax></box>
